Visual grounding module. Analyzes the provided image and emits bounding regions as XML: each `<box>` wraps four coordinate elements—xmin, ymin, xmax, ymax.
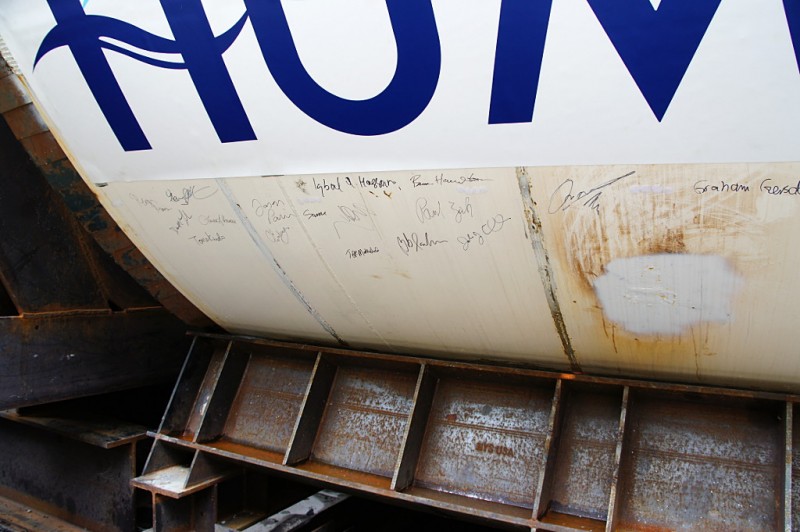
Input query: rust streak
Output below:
<box><xmin>517</xmin><ymin>167</ymin><xmax>581</xmax><ymax>372</ymax></box>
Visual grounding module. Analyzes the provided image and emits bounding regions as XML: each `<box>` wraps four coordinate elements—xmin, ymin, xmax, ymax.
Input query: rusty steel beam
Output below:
<box><xmin>0</xmin><ymin>416</ymin><xmax>140</xmax><ymax>532</ymax></box>
<box><xmin>0</xmin><ymin>56</ymin><xmax>211</xmax><ymax>327</ymax></box>
<box><xmin>0</xmin><ymin>114</ymin><xmax>106</xmax><ymax>313</ymax></box>
<box><xmin>133</xmin><ymin>333</ymin><xmax>800</xmax><ymax>531</ymax></box>
<box><xmin>0</xmin><ymin>310</ymin><xmax>188</xmax><ymax>409</ymax></box>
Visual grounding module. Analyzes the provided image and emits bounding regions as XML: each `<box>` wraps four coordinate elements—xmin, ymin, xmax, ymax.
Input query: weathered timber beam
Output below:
<box><xmin>0</xmin><ymin>309</ymin><xmax>188</xmax><ymax>409</ymax></box>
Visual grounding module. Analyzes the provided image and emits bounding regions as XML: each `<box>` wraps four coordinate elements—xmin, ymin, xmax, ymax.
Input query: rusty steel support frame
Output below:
<box><xmin>0</xmin><ymin>55</ymin><xmax>211</xmax><ymax>327</ymax></box>
<box><xmin>0</xmin><ymin>410</ymin><xmax>148</xmax><ymax>532</ymax></box>
<box><xmin>0</xmin><ymin>310</ymin><xmax>188</xmax><ymax>409</ymax></box>
<box><xmin>134</xmin><ymin>333</ymin><xmax>800</xmax><ymax>531</ymax></box>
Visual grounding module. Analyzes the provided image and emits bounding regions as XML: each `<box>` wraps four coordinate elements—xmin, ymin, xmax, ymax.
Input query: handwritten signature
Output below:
<box><xmin>189</xmin><ymin>231</ymin><xmax>225</xmax><ymax>245</ymax></box>
<box><xmin>333</xmin><ymin>203</ymin><xmax>376</xmax><ymax>239</ymax></box>
<box><xmin>129</xmin><ymin>193</ymin><xmax>171</xmax><ymax>212</ymax></box>
<box><xmin>252</xmin><ymin>198</ymin><xmax>284</xmax><ymax>217</ymax></box>
<box><xmin>265</xmin><ymin>226</ymin><xmax>290</xmax><ymax>244</ymax></box>
<box><xmin>457</xmin><ymin>214</ymin><xmax>511</xmax><ymax>251</ymax></box>
<box><xmin>165</xmin><ymin>185</ymin><xmax>217</xmax><ymax>206</ymax></box>
<box><xmin>450</xmin><ymin>197</ymin><xmax>473</xmax><ymax>223</ymax></box>
<box><xmin>169</xmin><ymin>209</ymin><xmax>192</xmax><ymax>235</ymax></box>
<box><xmin>415</xmin><ymin>197</ymin><xmax>443</xmax><ymax>224</ymax></box>
<box><xmin>397</xmin><ymin>232</ymin><xmax>448</xmax><ymax>255</ymax></box>
<box><xmin>547</xmin><ymin>171</ymin><xmax>634</xmax><ymax>214</ymax></box>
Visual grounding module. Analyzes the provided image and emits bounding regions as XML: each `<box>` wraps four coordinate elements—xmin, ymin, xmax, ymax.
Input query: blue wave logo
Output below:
<box><xmin>33</xmin><ymin>0</ymin><xmax>800</xmax><ymax>152</ymax></box>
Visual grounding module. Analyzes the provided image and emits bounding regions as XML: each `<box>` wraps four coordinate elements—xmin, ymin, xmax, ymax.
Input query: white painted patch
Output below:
<box><xmin>593</xmin><ymin>254</ymin><xmax>741</xmax><ymax>335</ymax></box>
<box><xmin>649</xmin><ymin>0</ymin><xmax>662</xmax><ymax>10</ymax></box>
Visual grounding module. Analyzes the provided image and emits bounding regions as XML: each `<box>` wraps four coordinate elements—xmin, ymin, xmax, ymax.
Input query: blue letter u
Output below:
<box><xmin>245</xmin><ymin>0</ymin><xmax>441</xmax><ymax>136</ymax></box>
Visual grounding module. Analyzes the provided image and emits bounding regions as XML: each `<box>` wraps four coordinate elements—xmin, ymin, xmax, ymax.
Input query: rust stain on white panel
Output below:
<box><xmin>526</xmin><ymin>162</ymin><xmax>800</xmax><ymax>390</ymax></box>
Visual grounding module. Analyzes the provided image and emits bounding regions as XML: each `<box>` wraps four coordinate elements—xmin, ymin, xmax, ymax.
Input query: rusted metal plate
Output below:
<box><xmin>0</xmin><ymin>408</ymin><xmax>147</xmax><ymax>449</ymax></box>
<box><xmin>138</xmin><ymin>335</ymin><xmax>800</xmax><ymax>530</ymax></box>
<box><xmin>0</xmin><ymin>310</ymin><xmax>187</xmax><ymax>409</ymax></box>
<box><xmin>223</xmin><ymin>350</ymin><xmax>316</xmax><ymax>454</ymax></box>
<box><xmin>617</xmin><ymin>392</ymin><xmax>784</xmax><ymax>531</ymax></box>
<box><xmin>31</xmin><ymin>156</ymin><xmax>213</xmax><ymax>327</ymax></box>
<box><xmin>543</xmin><ymin>384</ymin><xmax>622</xmax><ymax>524</ymax></box>
<box><xmin>3</xmin><ymin>102</ymin><xmax>48</xmax><ymax>140</ymax></box>
<box><xmin>0</xmin><ymin>84</ymin><xmax>211</xmax><ymax>325</ymax></box>
<box><xmin>311</xmin><ymin>365</ymin><xmax>417</xmax><ymax>478</ymax></box>
<box><xmin>0</xmin><ymin>493</ymin><xmax>88</xmax><ymax>532</ymax></box>
<box><xmin>0</xmin><ymin>72</ymin><xmax>30</xmax><ymax>114</ymax></box>
<box><xmin>0</xmin><ymin>116</ymin><xmax>106</xmax><ymax>313</ymax></box>
<box><xmin>0</xmin><ymin>417</ymin><xmax>137</xmax><ymax>531</ymax></box>
<box><xmin>413</xmin><ymin>374</ymin><xmax>555</xmax><ymax>510</ymax></box>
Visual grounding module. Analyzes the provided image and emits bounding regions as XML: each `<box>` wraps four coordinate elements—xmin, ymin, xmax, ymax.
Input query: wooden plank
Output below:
<box><xmin>0</xmin><ymin>310</ymin><xmax>187</xmax><ymax>409</ymax></box>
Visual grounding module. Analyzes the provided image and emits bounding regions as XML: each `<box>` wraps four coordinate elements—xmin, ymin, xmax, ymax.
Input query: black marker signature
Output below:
<box><xmin>548</xmin><ymin>171</ymin><xmax>634</xmax><ymax>214</ymax></box>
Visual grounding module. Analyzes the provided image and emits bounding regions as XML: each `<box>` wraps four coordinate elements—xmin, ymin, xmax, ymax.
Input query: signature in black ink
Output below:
<box><xmin>313</xmin><ymin>177</ymin><xmax>343</xmax><ymax>197</ymax></box>
<box><xmin>411</xmin><ymin>175</ymin><xmax>432</xmax><ymax>188</ymax></box>
<box><xmin>760</xmin><ymin>179</ymin><xmax>800</xmax><ymax>196</ymax></box>
<box><xmin>345</xmin><ymin>247</ymin><xmax>380</xmax><ymax>259</ymax></box>
<box><xmin>694</xmin><ymin>180</ymin><xmax>750</xmax><ymax>194</ymax></box>
<box><xmin>450</xmin><ymin>197</ymin><xmax>473</xmax><ymax>223</ymax></box>
<box><xmin>199</xmin><ymin>214</ymin><xmax>236</xmax><ymax>226</ymax></box>
<box><xmin>548</xmin><ymin>171</ymin><xmax>634</xmax><ymax>214</ymax></box>
<box><xmin>189</xmin><ymin>231</ymin><xmax>225</xmax><ymax>245</ymax></box>
<box><xmin>302</xmin><ymin>209</ymin><xmax>327</xmax><ymax>220</ymax></box>
<box><xmin>457</xmin><ymin>214</ymin><xmax>511</xmax><ymax>251</ymax></box>
<box><xmin>358</xmin><ymin>176</ymin><xmax>398</xmax><ymax>190</ymax></box>
<box><xmin>169</xmin><ymin>209</ymin><xmax>192</xmax><ymax>234</ymax></box>
<box><xmin>434</xmin><ymin>173</ymin><xmax>492</xmax><ymax>186</ymax></box>
<box><xmin>396</xmin><ymin>232</ymin><xmax>448</xmax><ymax>255</ymax></box>
<box><xmin>415</xmin><ymin>197</ymin><xmax>443</xmax><ymax>223</ymax></box>
<box><xmin>129</xmin><ymin>193</ymin><xmax>171</xmax><ymax>212</ymax></box>
<box><xmin>265</xmin><ymin>226</ymin><xmax>290</xmax><ymax>244</ymax></box>
<box><xmin>333</xmin><ymin>203</ymin><xmax>375</xmax><ymax>239</ymax></box>
<box><xmin>166</xmin><ymin>185</ymin><xmax>217</xmax><ymax>206</ymax></box>
<box><xmin>252</xmin><ymin>198</ymin><xmax>284</xmax><ymax>217</ymax></box>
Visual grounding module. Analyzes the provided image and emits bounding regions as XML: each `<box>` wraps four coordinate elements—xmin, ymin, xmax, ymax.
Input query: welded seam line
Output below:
<box><xmin>516</xmin><ymin>167</ymin><xmax>581</xmax><ymax>372</ymax></box>
<box><xmin>216</xmin><ymin>179</ymin><xmax>347</xmax><ymax>346</ymax></box>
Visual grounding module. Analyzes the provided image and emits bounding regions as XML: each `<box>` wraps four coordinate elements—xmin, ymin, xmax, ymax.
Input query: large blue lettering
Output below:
<box><xmin>33</xmin><ymin>0</ymin><xmax>800</xmax><ymax>146</ymax></box>
<box><xmin>489</xmin><ymin>0</ymin><xmax>553</xmax><ymax>124</ymax></box>
<box><xmin>586</xmin><ymin>0</ymin><xmax>722</xmax><ymax>121</ymax></box>
<box><xmin>160</xmin><ymin>1</ymin><xmax>255</xmax><ymax>144</ymax></box>
<box><xmin>36</xmin><ymin>0</ymin><xmax>252</xmax><ymax>151</ymax></box>
<box><xmin>785</xmin><ymin>0</ymin><xmax>800</xmax><ymax>73</ymax></box>
<box><xmin>243</xmin><ymin>0</ymin><xmax>441</xmax><ymax>136</ymax></box>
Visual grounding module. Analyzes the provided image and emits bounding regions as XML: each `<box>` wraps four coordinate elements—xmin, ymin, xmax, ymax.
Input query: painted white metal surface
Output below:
<box><xmin>95</xmin><ymin>162</ymin><xmax>800</xmax><ymax>391</ymax></box>
<box><xmin>0</xmin><ymin>0</ymin><xmax>798</xmax><ymax>181</ymax></box>
<box><xmin>1</xmin><ymin>2</ymin><xmax>799</xmax><ymax>391</ymax></box>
